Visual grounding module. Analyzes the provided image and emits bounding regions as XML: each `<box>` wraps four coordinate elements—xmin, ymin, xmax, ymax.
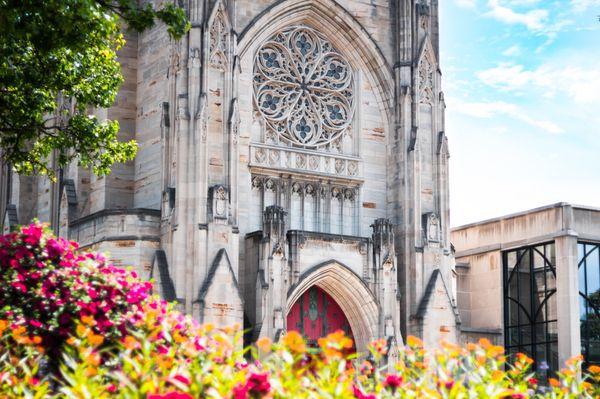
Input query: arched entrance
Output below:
<box><xmin>287</xmin><ymin>285</ymin><xmax>355</xmax><ymax>348</ymax></box>
<box><xmin>286</xmin><ymin>260</ymin><xmax>380</xmax><ymax>352</ymax></box>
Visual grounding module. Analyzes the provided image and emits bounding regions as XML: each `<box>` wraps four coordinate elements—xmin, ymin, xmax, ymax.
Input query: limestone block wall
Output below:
<box><xmin>68</xmin><ymin>210</ymin><xmax>161</xmax><ymax>277</ymax></box>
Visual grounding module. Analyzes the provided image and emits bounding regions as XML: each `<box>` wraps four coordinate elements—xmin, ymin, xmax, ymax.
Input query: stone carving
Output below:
<box><xmin>265</xmin><ymin>179</ymin><xmax>275</xmax><ymax>192</ymax></box>
<box><xmin>255</xmin><ymin>148</ymin><xmax>266</xmax><ymax>164</ymax></box>
<box><xmin>252</xmin><ymin>176</ymin><xmax>263</xmax><ymax>189</ymax></box>
<box><xmin>296</xmin><ymin>153</ymin><xmax>306</xmax><ymax>169</ymax></box>
<box><xmin>419</xmin><ymin>51</ymin><xmax>434</xmax><ymax>105</ymax></box>
<box><xmin>209</xmin><ymin>11</ymin><xmax>228</xmax><ymax>70</ymax></box>
<box><xmin>347</xmin><ymin>161</ymin><xmax>358</xmax><ymax>176</ymax></box>
<box><xmin>334</xmin><ymin>159</ymin><xmax>345</xmax><ymax>174</ymax></box>
<box><xmin>210</xmin><ymin>185</ymin><xmax>229</xmax><ymax>220</ymax></box>
<box><xmin>423</xmin><ymin>212</ymin><xmax>441</xmax><ymax>243</ymax></box>
<box><xmin>344</xmin><ymin>188</ymin><xmax>355</xmax><ymax>201</ymax></box>
<box><xmin>254</xmin><ymin>26</ymin><xmax>355</xmax><ymax>147</ymax></box>
<box><xmin>331</xmin><ymin>187</ymin><xmax>341</xmax><ymax>200</ymax></box>
<box><xmin>292</xmin><ymin>182</ymin><xmax>302</xmax><ymax>195</ymax></box>
<box><xmin>269</xmin><ymin>149</ymin><xmax>280</xmax><ymax>166</ymax></box>
<box><xmin>308</xmin><ymin>155</ymin><xmax>319</xmax><ymax>170</ymax></box>
<box><xmin>305</xmin><ymin>184</ymin><xmax>314</xmax><ymax>196</ymax></box>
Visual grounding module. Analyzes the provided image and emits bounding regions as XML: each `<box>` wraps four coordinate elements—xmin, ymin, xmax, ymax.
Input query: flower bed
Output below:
<box><xmin>0</xmin><ymin>224</ymin><xmax>598</xmax><ymax>398</ymax></box>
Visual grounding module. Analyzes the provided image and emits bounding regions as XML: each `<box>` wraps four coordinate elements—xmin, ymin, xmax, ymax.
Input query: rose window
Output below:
<box><xmin>254</xmin><ymin>26</ymin><xmax>355</xmax><ymax>147</ymax></box>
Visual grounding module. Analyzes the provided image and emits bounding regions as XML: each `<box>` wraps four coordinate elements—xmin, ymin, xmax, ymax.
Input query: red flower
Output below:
<box><xmin>527</xmin><ymin>377</ymin><xmax>538</xmax><ymax>385</ymax></box>
<box><xmin>352</xmin><ymin>385</ymin><xmax>376</xmax><ymax>399</ymax></box>
<box><xmin>247</xmin><ymin>372</ymin><xmax>271</xmax><ymax>395</ymax></box>
<box><xmin>383</xmin><ymin>374</ymin><xmax>403</xmax><ymax>390</ymax></box>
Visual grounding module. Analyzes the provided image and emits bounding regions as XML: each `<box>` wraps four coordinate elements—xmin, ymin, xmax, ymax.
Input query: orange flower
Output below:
<box><xmin>256</xmin><ymin>337</ymin><xmax>272</xmax><ymax>353</ymax></box>
<box><xmin>588</xmin><ymin>365</ymin><xmax>600</xmax><ymax>374</ymax></box>
<box><xmin>406</xmin><ymin>335</ymin><xmax>423</xmax><ymax>348</ymax></box>
<box><xmin>548</xmin><ymin>378</ymin><xmax>560</xmax><ymax>387</ymax></box>
<box><xmin>88</xmin><ymin>333</ymin><xmax>104</xmax><ymax>346</ymax></box>
<box><xmin>0</xmin><ymin>320</ymin><xmax>8</xmax><ymax>336</ymax></box>
<box><xmin>123</xmin><ymin>335</ymin><xmax>140</xmax><ymax>350</ymax></box>
<box><xmin>282</xmin><ymin>331</ymin><xmax>306</xmax><ymax>354</ymax></box>
<box><xmin>81</xmin><ymin>315</ymin><xmax>96</xmax><ymax>326</ymax></box>
<box><xmin>76</xmin><ymin>324</ymin><xmax>88</xmax><ymax>338</ymax></box>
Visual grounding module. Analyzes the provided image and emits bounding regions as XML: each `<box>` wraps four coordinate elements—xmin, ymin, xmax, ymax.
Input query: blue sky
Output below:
<box><xmin>439</xmin><ymin>0</ymin><xmax>600</xmax><ymax>226</ymax></box>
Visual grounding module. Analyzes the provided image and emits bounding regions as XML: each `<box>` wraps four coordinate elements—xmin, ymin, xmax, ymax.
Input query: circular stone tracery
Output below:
<box><xmin>254</xmin><ymin>26</ymin><xmax>355</xmax><ymax>147</ymax></box>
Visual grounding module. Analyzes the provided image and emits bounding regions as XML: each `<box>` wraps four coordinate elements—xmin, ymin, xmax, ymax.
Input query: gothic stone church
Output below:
<box><xmin>0</xmin><ymin>0</ymin><xmax>460</xmax><ymax>353</ymax></box>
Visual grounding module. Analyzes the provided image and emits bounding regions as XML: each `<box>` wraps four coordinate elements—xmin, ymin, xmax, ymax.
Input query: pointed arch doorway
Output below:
<box><xmin>287</xmin><ymin>285</ymin><xmax>355</xmax><ymax>349</ymax></box>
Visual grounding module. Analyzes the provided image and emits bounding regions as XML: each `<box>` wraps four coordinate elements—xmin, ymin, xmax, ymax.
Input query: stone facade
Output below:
<box><xmin>0</xmin><ymin>0</ymin><xmax>459</xmax><ymax>350</ymax></box>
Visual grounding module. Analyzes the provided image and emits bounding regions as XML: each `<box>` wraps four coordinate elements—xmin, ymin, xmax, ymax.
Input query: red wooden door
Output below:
<box><xmin>287</xmin><ymin>286</ymin><xmax>355</xmax><ymax>348</ymax></box>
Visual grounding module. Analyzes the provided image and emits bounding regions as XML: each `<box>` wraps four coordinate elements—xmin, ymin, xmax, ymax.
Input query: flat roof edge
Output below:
<box><xmin>451</xmin><ymin>202</ymin><xmax>579</xmax><ymax>231</ymax></box>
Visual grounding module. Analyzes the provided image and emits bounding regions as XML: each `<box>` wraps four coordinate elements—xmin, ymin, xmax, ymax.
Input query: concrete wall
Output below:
<box><xmin>451</xmin><ymin>203</ymin><xmax>600</xmax><ymax>364</ymax></box>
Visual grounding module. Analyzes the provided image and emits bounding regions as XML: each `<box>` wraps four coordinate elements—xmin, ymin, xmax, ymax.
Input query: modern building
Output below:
<box><xmin>452</xmin><ymin>203</ymin><xmax>600</xmax><ymax>370</ymax></box>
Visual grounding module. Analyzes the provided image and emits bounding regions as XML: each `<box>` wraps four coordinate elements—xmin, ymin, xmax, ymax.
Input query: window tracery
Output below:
<box><xmin>253</xmin><ymin>26</ymin><xmax>355</xmax><ymax>148</ymax></box>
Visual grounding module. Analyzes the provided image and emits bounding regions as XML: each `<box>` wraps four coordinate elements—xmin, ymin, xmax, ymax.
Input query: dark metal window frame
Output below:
<box><xmin>578</xmin><ymin>241</ymin><xmax>600</xmax><ymax>367</ymax></box>
<box><xmin>503</xmin><ymin>242</ymin><xmax>558</xmax><ymax>372</ymax></box>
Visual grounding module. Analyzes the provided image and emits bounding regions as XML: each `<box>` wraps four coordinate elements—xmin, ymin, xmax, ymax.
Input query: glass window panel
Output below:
<box><xmin>547</xmin><ymin>321</ymin><xmax>558</xmax><ymax>342</ymax></box>
<box><xmin>580</xmin><ymin>295</ymin><xmax>589</xmax><ymax>321</ymax></box>
<box><xmin>504</xmin><ymin>243</ymin><xmax>557</xmax><ymax>373</ymax></box>
<box><xmin>546</xmin><ymin>244</ymin><xmax>556</xmax><ymax>270</ymax></box>
<box><xmin>587</xmin><ymin>247</ymin><xmax>600</xmax><ymax>297</ymax></box>
<box><xmin>507</xmin><ymin>251</ymin><xmax>517</xmax><ymax>271</ymax></box>
<box><xmin>589</xmin><ymin>318</ymin><xmax>600</xmax><ymax>342</ymax></box>
<box><xmin>520</xmin><ymin>324</ymin><xmax>532</xmax><ymax>345</ymax></box>
<box><xmin>578</xmin><ymin>243</ymin><xmax>600</xmax><ymax>366</ymax></box>
<box><xmin>507</xmin><ymin>327</ymin><xmax>520</xmax><ymax>347</ymax></box>
<box><xmin>588</xmin><ymin>341</ymin><xmax>600</xmax><ymax>365</ymax></box>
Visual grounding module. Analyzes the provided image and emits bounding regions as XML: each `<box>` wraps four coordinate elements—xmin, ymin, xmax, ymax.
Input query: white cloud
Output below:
<box><xmin>455</xmin><ymin>0</ymin><xmax>477</xmax><ymax>8</ymax></box>
<box><xmin>570</xmin><ymin>0</ymin><xmax>600</xmax><ymax>12</ymax></box>
<box><xmin>449</xmin><ymin>98</ymin><xmax>563</xmax><ymax>134</ymax></box>
<box><xmin>485</xmin><ymin>0</ymin><xmax>549</xmax><ymax>31</ymax></box>
<box><xmin>502</xmin><ymin>45</ymin><xmax>521</xmax><ymax>56</ymax></box>
<box><xmin>477</xmin><ymin>62</ymin><xmax>600</xmax><ymax>104</ymax></box>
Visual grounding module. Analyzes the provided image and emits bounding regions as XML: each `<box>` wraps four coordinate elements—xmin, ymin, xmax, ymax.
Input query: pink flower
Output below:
<box><xmin>11</xmin><ymin>282</ymin><xmax>26</xmax><ymax>293</ymax></box>
<box><xmin>147</xmin><ymin>392</ymin><xmax>193</xmax><ymax>399</ymax></box>
<box><xmin>171</xmin><ymin>375</ymin><xmax>190</xmax><ymax>386</ymax></box>
<box><xmin>232</xmin><ymin>384</ymin><xmax>249</xmax><ymax>399</ymax></box>
<box><xmin>247</xmin><ymin>372</ymin><xmax>271</xmax><ymax>395</ymax></box>
<box><xmin>352</xmin><ymin>385</ymin><xmax>376</xmax><ymax>399</ymax></box>
<box><xmin>383</xmin><ymin>374</ymin><xmax>403</xmax><ymax>390</ymax></box>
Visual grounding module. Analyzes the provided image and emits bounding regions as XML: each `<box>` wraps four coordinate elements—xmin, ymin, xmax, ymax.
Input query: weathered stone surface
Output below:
<box><xmin>4</xmin><ymin>0</ymin><xmax>458</xmax><ymax>349</ymax></box>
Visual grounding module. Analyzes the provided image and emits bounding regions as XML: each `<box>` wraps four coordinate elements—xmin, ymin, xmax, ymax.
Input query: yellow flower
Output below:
<box><xmin>491</xmin><ymin>370</ymin><xmax>504</xmax><ymax>382</ymax></box>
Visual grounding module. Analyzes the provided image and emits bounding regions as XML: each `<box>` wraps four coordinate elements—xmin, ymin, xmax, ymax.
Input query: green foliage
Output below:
<box><xmin>0</xmin><ymin>0</ymin><xmax>190</xmax><ymax>177</ymax></box>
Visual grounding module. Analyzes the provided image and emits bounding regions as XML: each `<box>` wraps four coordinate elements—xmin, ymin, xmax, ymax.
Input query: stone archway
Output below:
<box><xmin>286</xmin><ymin>260</ymin><xmax>379</xmax><ymax>352</ymax></box>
